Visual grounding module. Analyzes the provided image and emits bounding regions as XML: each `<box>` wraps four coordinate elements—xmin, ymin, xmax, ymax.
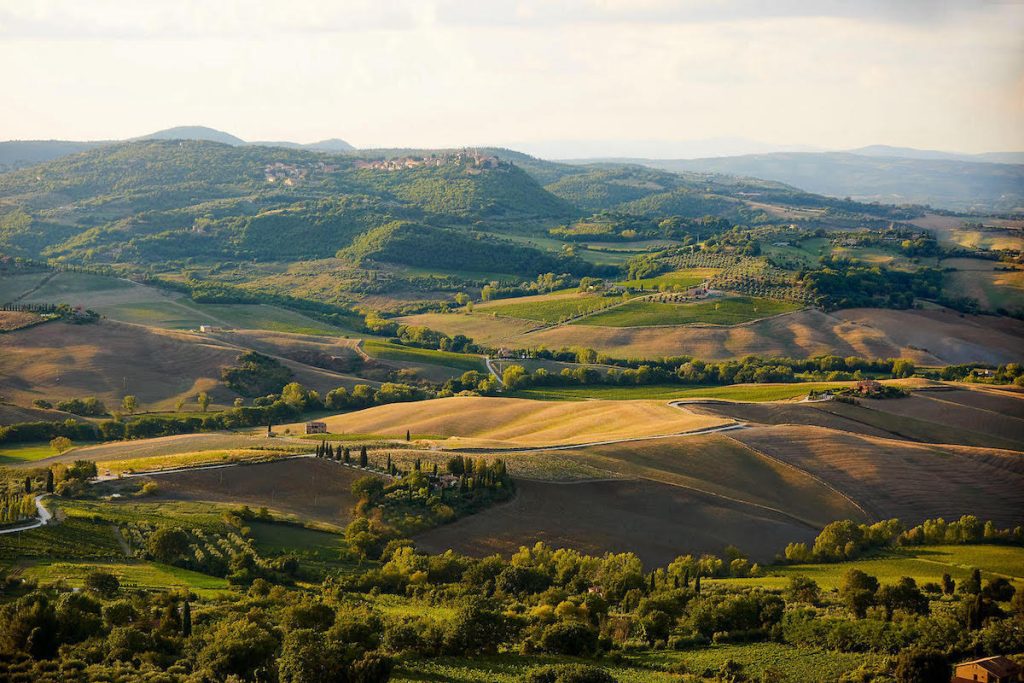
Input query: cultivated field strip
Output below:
<box><xmin>731</xmin><ymin>424</ymin><xmax>1024</xmax><ymax>527</ymax></box>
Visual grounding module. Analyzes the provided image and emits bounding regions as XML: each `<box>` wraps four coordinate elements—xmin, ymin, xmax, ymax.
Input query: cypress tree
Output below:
<box><xmin>414</xmin><ymin>458</ymin><xmax>421</xmax><ymax>471</ymax></box>
<box><xmin>683</xmin><ymin>569</ymin><xmax>690</xmax><ymax>589</ymax></box>
<box><xmin>406</xmin><ymin>429</ymin><xmax>411</xmax><ymax>442</ymax></box>
<box><xmin>359</xmin><ymin>446</ymin><xmax>368</xmax><ymax>468</ymax></box>
<box><xmin>432</xmin><ymin>463</ymin><xmax>438</xmax><ymax>476</ymax></box>
<box><xmin>649</xmin><ymin>573</ymin><xmax>656</xmax><ymax>591</ymax></box>
<box><xmin>181</xmin><ymin>601</ymin><xmax>192</xmax><ymax>637</ymax></box>
<box><xmin>24</xmin><ymin>476</ymin><xmax>31</xmax><ymax>494</ymax></box>
<box><xmin>45</xmin><ymin>469</ymin><xmax>54</xmax><ymax>494</ymax></box>
<box><xmin>343</xmin><ymin>447</ymin><xmax>351</xmax><ymax>464</ymax></box>
<box><xmin>694</xmin><ymin>575</ymin><xmax>701</xmax><ymax>594</ymax></box>
<box><xmin>386</xmin><ymin>454</ymin><xmax>392</xmax><ymax>473</ymax></box>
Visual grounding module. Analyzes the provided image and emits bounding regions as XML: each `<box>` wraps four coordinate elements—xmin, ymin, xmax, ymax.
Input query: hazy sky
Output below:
<box><xmin>1</xmin><ymin>0</ymin><xmax>1022</xmax><ymax>156</ymax></box>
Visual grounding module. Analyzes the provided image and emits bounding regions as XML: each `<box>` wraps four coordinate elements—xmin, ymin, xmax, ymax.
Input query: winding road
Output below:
<box><xmin>0</xmin><ymin>494</ymin><xmax>53</xmax><ymax>535</ymax></box>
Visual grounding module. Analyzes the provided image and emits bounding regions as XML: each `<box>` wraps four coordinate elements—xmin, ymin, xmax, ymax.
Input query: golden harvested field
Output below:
<box><xmin>691</xmin><ymin>389</ymin><xmax>1024</xmax><ymax>450</ymax></box>
<box><xmin>731</xmin><ymin>425</ymin><xmax>1024</xmax><ymax>527</ymax></box>
<box><xmin>860</xmin><ymin>390</ymin><xmax>1024</xmax><ymax>449</ymax></box>
<box><xmin>414</xmin><ymin>478</ymin><xmax>817</xmax><ymax>565</ymax></box>
<box><xmin>0</xmin><ymin>310</ymin><xmax>44</xmax><ymax>331</ymax></box>
<box><xmin>402</xmin><ymin>307</ymin><xmax>1024</xmax><ymax>364</ymax></box>
<box><xmin>289</xmin><ymin>396</ymin><xmax>731</xmax><ymax>448</ymax></box>
<box><xmin>18</xmin><ymin>432</ymin><xmax>307</xmax><ymax>468</ymax></box>
<box><xmin>0</xmin><ymin>319</ymin><xmax>373</xmax><ymax>409</ymax></box>
<box><xmin>554</xmin><ymin>434</ymin><xmax>864</xmax><ymax>527</ymax></box>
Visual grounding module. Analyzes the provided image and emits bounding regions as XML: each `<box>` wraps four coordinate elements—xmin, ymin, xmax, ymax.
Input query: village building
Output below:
<box><xmin>305</xmin><ymin>421</ymin><xmax>327</xmax><ymax>435</ymax></box>
<box><xmin>855</xmin><ymin>379</ymin><xmax>883</xmax><ymax>395</ymax></box>
<box><xmin>952</xmin><ymin>656</ymin><xmax>1022</xmax><ymax>683</ymax></box>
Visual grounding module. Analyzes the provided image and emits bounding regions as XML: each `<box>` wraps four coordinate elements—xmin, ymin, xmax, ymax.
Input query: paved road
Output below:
<box><xmin>0</xmin><ymin>494</ymin><xmax>52</xmax><ymax>535</ymax></box>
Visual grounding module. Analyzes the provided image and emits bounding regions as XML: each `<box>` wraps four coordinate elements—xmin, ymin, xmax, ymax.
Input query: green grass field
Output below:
<box><xmin>616</xmin><ymin>267</ymin><xmax>720</xmax><ymax>290</ymax></box>
<box><xmin>712</xmin><ymin>545</ymin><xmax>1024</xmax><ymax>591</ymax></box>
<box><xmin>363</xmin><ymin>339</ymin><xmax>485</xmax><ymax>372</ymax></box>
<box><xmin>392</xmin><ymin>644</ymin><xmax>881</xmax><ymax>682</ymax></box>
<box><xmin>516</xmin><ymin>382</ymin><xmax>844</xmax><ymax>402</ymax></box>
<box><xmin>480</xmin><ymin>293</ymin><xmax>617</xmax><ymax>323</ymax></box>
<box><xmin>576</xmin><ymin>296</ymin><xmax>800</xmax><ymax>327</ymax></box>
<box><xmin>18</xmin><ymin>560</ymin><xmax>230</xmax><ymax>597</ymax></box>
<box><xmin>0</xmin><ymin>442</ymin><xmax>64</xmax><ymax>465</ymax></box>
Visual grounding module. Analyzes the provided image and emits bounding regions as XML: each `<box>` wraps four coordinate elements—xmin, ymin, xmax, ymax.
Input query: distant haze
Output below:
<box><xmin>1</xmin><ymin>1</ymin><xmax>1022</xmax><ymax>155</ymax></box>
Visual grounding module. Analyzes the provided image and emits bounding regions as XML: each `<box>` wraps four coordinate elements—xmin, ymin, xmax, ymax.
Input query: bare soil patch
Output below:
<box><xmin>414</xmin><ymin>478</ymin><xmax>816</xmax><ymax>566</ymax></box>
<box><xmin>126</xmin><ymin>458</ymin><xmax>365</xmax><ymax>527</ymax></box>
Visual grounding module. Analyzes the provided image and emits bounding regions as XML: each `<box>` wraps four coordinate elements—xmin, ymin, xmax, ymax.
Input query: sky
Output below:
<box><xmin>1</xmin><ymin>0</ymin><xmax>1022</xmax><ymax>157</ymax></box>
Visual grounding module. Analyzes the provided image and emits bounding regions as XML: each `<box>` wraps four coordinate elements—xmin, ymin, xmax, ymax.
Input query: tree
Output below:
<box><xmin>45</xmin><ymin>469</ymin><xmax>54</xmax><ymax>493</ymax></box>
<box><xmin>351</xmin><ymin>476</ymin><xmax>385</xmax><ymax>504</ymax></box>
<box><xmin>197</xmin><ymin>391</ymin><xmax>210</xmax><ymax>413</ymax></box>
<box><xmin>281</xmin><ymin>382</ymin><xmax>308</xmax><ymax>408</ymax></box>
<box><xmin>406</xmin><ymin>429</ymin><xmax>411</xmax><ymax>442</ymax></box>
<box><xmin>892</xmin><ymin>359</ymin><xmax>916</xmax><ymax>378</ymax></box>
<box><xmin>962</xmin><ymin>568</ymin><xmax>982</xmax><ymax>595</ymax></box>
<box><xmin>877</xmin><ymin>577</ymin><xmax>929</xmax><ymax>619</ymax></box>
<box><xmin>941</xmin><ymin>573</ymin><xmax>955</xmax><ymax>596</ymax></box>
<box><xmin>502</xmin><ymin>364</ymin><xmax>528</xmax><ymax>390</ymax></box>
<box><xmin>181</xmin><ymin>601</ymin><xmax>192</xmax><ymax>637</ymax></box>
<box><xmin>24</xmin><ymin>476</ymin><xmax>31</xmax><ymax>494</ymax></box>
<box><xmin>84</xmin><ymin>570</ymin><xmax>120</xmax><ymax>598</ymax></box>
<box><xmin>49</xmin><ymin>436</ymin><xmax>72</xmax><ymax>454</ymax></box>
<box><xmin>894</xmin><ymin>648</ymin><xmax>950</xmax><ymax>683</ymax></box>
<box><xmin>359</xmin><ymin>446</ymin><xmax>368</xmax><ymax>468</ymax></box>
<box><xmin>121</xmin><ymin>395</ymin><xmax>138</xmax><ymax>415</ymax></box>
<box><xmin>539</xmin><ymin>621</ymin><xmax>599</xmax><ymax>656</ymax></box>
<box><xmin>785</xmin><ymin>575</ymin><xmax>820</xmax><ymax>604</ymax></box>
<box><xmin>840</xmin><ymin>569</ymin><xmax>879</xmax><ymax>618</ymax></box>
<box><xmin>343</xmin><ymin>447</ymin><xmax>351</xmax><ymax>464</ymax></box>
<box><xmin>146</xmin><ymin>527</ymin><xmax>191</xmax><ymax>564</ymax></box>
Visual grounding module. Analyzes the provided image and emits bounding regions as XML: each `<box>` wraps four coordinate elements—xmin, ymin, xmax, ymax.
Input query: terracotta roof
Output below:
<box><xmin>957</xmin><ymin>655</ymin><xmax>1021</xmax><ymax>676</ymax></box>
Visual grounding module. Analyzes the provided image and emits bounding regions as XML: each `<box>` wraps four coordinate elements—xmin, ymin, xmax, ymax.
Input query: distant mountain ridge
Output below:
<box><xmin>0</xmin><ymin>126</ymin><xmax>356</xmax><ymax>172</ymax></box>
<box><xmin>578</xmin><ymin>152</ymin><xmax>1024</xmax><ymax>213</ymax></box>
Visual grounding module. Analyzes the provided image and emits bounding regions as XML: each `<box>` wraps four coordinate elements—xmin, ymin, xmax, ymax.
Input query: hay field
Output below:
<box><xmin>556</xmin><ymin>434</ymin><xmax>864</xmax><ymax>527</ymax></box>
<box><xmin>692</xmin><ymin>391</ymin><xmax>1024</xmax><ymax>450</ymax></box>
<box><xmin>860</xmin><ymin>390</ymin><xmax>1024</xmax><ymax>448</ymax></box>
<box><xmin>0</xmin><ymin>318</ymin><xmax>372</xmax><ymax>409</ymax></box>
<box><xmin>16</xmin><ymin>432</ymin><xmax>305</xmax><ymax>468</ymax></box>
<box><xmin>402</xmin><ymin>307</ymin><xmax>1024</xmax><ymax>364</ymax></box>
<box><xmin>291</xmin><ymin>396</ymin><xmax>731</xmax><ymax>448</ymax></box>
<box><xmin>414</xmin><ymin>478</ymin><xmax>817</xmax><ymax>565</ymax></box>
<box><xmin>0</xmin><ymin>310</ymin><xmax>44</xmax><ymax>331</ymax></box>
<box><xmin>731</xmin><ymin>425</ymin><xmax>1024</xmax><ymax>527</ymax></box>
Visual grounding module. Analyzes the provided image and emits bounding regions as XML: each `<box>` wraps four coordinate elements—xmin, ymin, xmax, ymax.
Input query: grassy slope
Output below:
<box><xmin>714</xmin><ymin>544</ymin><xmax>1024</xmax><ymax>591</ymax></box>
<box><xmin>289</xmin><ymin>396</ymin><xmax>730</xmax><ymax>448</ymax></box>
<box><xmin>576</xmin><ymin>296</ymin><xmax>801</xmax><ymax>327</ymax></box>
<box><xmin>362</xmin><ymin>339</ymin><xmax>485</xmax><ymax>373</ymax></box>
